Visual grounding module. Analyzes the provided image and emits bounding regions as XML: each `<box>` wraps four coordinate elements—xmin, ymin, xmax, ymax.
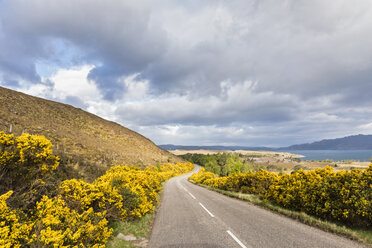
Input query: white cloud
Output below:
<box><xmin>358</xmin><ymin>123</ymin><xmax>372</xmax><ymax>132</ymax></box>
<box><xmin>48</xmin><ymin>65</ymin><xmax>99</xmax><ymax>100</ymax></box>
<box><xmin>1</xmin><ymin>0</ymin><xmax>372</xmax><ymax>146</ymax></box>
<box><xmin>17</xmin><ymin>65</ymin><xmax>101</xmax><ymax>109</ymax></box>
<box><xmin>122</xmin><ymin>74</ymin><xmax>150</xmax><ymax>101</ymax></box>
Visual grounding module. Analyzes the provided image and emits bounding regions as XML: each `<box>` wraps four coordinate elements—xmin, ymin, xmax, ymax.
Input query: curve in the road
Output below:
<box><xmin>149</xmin><ymin>165</ymin><xmax>367</xmax><ymax>248</ymax></box>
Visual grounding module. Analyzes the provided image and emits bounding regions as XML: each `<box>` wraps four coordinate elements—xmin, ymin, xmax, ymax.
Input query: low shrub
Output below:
<box><xmin>30</xmin><ymin>195</ymin><xmax>112</xmax><ymax>247</ymax></box>
<box><xmin>189</xmin><ymin>168</ymin><xmax>216</xmax><ymax>184</ymax></box>
<box><xmin>0</xmin><ymin>132</ymin><xmax>194</xmax><ymax>247</ymax></box>
<box><xmin>0</xmin><ymin>132</ymin><xmax>60</xmax><ymax>210</ymax></box>
<box><xmin>59</xmin><ymin>179</ymin><xmax>125</xmax><ymax>221</ymax></box>
<box><xmin>0</xmin><ymin>191</ymin><xmax>32</xmax><ymax>248</ymax></box>
<box><xmin>190</xmin><ymin>165</ymin><xmax>372</xmax><ymax>227</ymax></box>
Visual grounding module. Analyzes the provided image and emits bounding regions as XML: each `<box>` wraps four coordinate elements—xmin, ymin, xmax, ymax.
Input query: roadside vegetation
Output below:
<box><xmin>180</xmin><ymin>153</ymin><xmax>249</xmax><ymax>175</ymax></box>
<box><xmin>0</xmin><ymin>131</ymin><xmax>193</xmax><ymax>247</ymax></box>
<box><xmin>106</xmin><ymin>207</ymin><xmax>155</xmax><ymax>248</ymax></box>
<box><xmin>189</xmin><ymin>166</ymin><xmax>372</xmax><ymax>245</ymax></box>
<box><xmin>195</xmin><ymin>183</ymin><xmax>372</xmax><ymax>245</ymax></box>
<box><xmin>181</xmin><ymin>152</ymin><xmax>297</xmax><ymax>175</ymax></box>
<box><xmin>180</xmin><ymin>151</ymin><xmax>370</xmax><ymax>174</ymax></box>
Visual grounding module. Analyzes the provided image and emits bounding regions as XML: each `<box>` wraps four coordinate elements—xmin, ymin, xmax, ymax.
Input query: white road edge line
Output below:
<box><xmin>227</xmin><ymin>230</ymin><xmax>247</xmax><ymax>248</ymax></box>
<box><xmin>199</xmin><ymin>203</ymin><xmax>215</xmax><ymax>217</ymax></box>
<box><xmin>188</xmin><ymin>192</ymin><xmax>196</xmax><ymax>199</ymax></box>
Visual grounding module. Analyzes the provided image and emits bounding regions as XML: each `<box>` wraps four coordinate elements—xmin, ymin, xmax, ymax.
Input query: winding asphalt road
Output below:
<box><xmin>149</xmin><ymin>165</ymin><xmax>367</xmax><ymax>248</ymax></box>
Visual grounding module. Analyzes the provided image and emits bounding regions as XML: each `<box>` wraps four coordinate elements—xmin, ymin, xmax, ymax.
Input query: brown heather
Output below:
<box><xmin>0</xmin><ymin>86</ymin><xmax>181</xmax><ymax>179</ymax></box>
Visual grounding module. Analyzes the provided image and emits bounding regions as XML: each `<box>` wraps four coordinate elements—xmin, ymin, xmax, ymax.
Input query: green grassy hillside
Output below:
<box><xmin>0</xmin><ymin>86</ymin><xmax>180</xmax><ymax>179</ymax></box>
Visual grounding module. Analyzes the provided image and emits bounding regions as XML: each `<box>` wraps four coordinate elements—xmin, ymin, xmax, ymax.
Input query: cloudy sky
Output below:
<box><xmin>1</xmin><ymin>0</ymin><xmax>372</xmax><ymax>147</ymax></box>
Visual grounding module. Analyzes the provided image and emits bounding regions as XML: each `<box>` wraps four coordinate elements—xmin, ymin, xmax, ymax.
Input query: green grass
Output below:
<box><xmin>105</xmin><ymin>212</ymin><xmax>155</xmax><ymax>248</ymax></box>
<box><xmin>351</xmin><ymin>228</ymin><xmax>372</xmax><ymax>245</ymax></box>
<box><xmin>191</xmin><ymin>180</ymin><xmax>372</xmax><ymax>247</ymax></box>
<box><xmin>106</xmin><ymin>186</ymin><xmax>164</xmax><ymax>248</ymax></box>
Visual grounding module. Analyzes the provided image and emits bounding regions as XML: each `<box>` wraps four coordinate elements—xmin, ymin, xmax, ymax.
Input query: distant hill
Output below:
<box><xmin>280</xmin><ymin>134</ymin><xmax>372</xmax><ymax>150</ymax></box>
<box><xmin>162</xmin><ymin>134</ymin><xmax>372</xmax><ymax>152</ymax></box>
<box><xmin>0</xmin><ymin>86</ymin><xmax>179</xmax><ymax>179</ymax></box>
<box><xmin>159</xmin><ymin>144</ymin><xmax>274</xmax><ymax>151</ymax></box>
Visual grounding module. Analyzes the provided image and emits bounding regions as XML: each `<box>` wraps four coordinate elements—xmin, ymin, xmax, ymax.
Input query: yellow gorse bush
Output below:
<box><xmin>0</xmin><ymin>132</ymin><xmax>60</xmax><ymax>208</ymax></box>
<box><xmin>59</xmin><ymin>179</ymin><xmax>126</xmax><ymax>221</ymax></box>
<box><xmin>1</xmin><ymin>192</ymin><xmax>113</xmax><ymax>247</ymax></box>
<box><xmin>189</xmin><ymin>168</ymin><xmax>216</xmax><ymax>184</ymax></box>
<box><xmin>94</xmin><ymin>162</ymin><xmax>193</xmax><ymax>220</ymax></box>
<box><xmin>191</xmin><ymin>166</ymin><xmax>372</xmax><ymax>227</ymax></box>
<box><xmin>266</xmin><ymin>166</ymin><xmax>372</xmax><ymax>226</ymax></box>
<box><xmin>0</xmin><ymin>132</ymin><xmax>194</xmax><ymax>247</ymax></box>
<box><xmin>0</xmin><ymin>191</ymin><xmax>32</xmax><ymax>248</ymax></box>
<box><xmin>30</xmin><ymin>195</ymin><xmax>112</xmax><ymax>247</ymax></box>
<box><xmin>60</xmin><ymin>162</ymin><xmax>193</xmax><ymax>222</ymax></box>
<box><xmin>0</xmin><ymin>132</ymin><xmax>59</xmax><ymax>175</ymax></box>
<box><xmin>96</xmin><ymin>165</ymin><xmax>157</xmax><ymax>219</ymax></box>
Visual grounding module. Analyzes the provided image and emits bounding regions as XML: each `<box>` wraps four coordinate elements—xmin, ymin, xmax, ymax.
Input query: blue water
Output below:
<box><xmin>279</xmin><ymin>150</ymin><xmax>372</xmax><ymax>162</ymax></box>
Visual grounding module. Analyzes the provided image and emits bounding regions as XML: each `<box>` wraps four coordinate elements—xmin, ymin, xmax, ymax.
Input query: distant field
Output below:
<box><xmin>171</xmin><ymin>149</ymin><xmax>302</xmax><ymax>157</ymax></box>
<box><xmin>172</xmin><ymin>149</ymin><xmax>370</xmax><ymax>171</ymax></box>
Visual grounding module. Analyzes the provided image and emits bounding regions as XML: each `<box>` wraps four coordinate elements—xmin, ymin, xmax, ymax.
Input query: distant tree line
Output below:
<box><xmin>180</xmin><ymin>153</ymin><xmax>249</xmax><ymax>176</ymax></box>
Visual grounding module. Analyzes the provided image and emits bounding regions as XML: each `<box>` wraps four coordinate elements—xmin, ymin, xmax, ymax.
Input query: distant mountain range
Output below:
<box><xmin>280</xmin><ymin>134</ymin><xmax>372</xmax><ymax>150</ymax></box>
<box><xmin>160</xmin><ymin>134</ymin><xmax>372</xmax><ymax>151</ymax></box>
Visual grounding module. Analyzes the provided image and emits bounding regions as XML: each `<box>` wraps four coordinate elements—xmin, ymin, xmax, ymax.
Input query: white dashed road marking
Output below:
<box><xmin>199</xmin><ymin>202</ymin><xmax>215</xmax><ymax>217</ymax></box>
<box><xmin>227</xmin><ymin>230</ymin><xmax>248</xmax><ymax>248</ymax></box>
<box><xmin>188</xmin><ymin>192</ymin><xmax>196</xmax><ymax>199</ymax></box>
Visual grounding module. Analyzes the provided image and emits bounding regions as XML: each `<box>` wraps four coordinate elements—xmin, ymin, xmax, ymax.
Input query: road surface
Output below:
<box><xmin>149</xmin><ymin>165</ymin><xmax>367</xmax><ymax>248</ymax></box>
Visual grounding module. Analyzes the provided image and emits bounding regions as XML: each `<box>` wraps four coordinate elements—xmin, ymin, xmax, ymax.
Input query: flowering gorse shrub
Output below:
<box><xmin>265</xmin><ymin>166</ymin><xmax>372</xmax><ymax>226</ymax></box>
<box><xmin>0</xmin><ymin>132</ymin><xmax>59</xmax><ymax>178</ymax></box>
<box><xmin>30</xmin><ymin>195</ymin><xmax>112</xmax><ymax>248</ymax></box>
<box><xmin>189</xmin><ymin>168</ymin><xmax>216</xmax><ymax>184</ymax></box>
<box><xmin>1</xmin><ymin>191</ymin><xmax>113</xmax><ymax>248</ymax></box>
<box><xmin>94</xmin><ymin>162</ymin><xmax>193</xmax><ymax>220</ymax></box>
<box><xmin>96</xmin><ymin>165</ymin><xmax>157</xmax><ymax>219</ymax></box>
<box><xmin>190</xmin><ymin>165</ymin><xmax>372</xmax><ymax>227</ymax></box>
<box><xmin>0</xmin><ymin>132</ymin><xmax>60</xmax><ymax>210</ymax></box>
<box><xmin>59</xmin><ymin>179</ymin><xmax>126</xmax><ymax>221</ymax></box>
<box><xmin>0</xmin><ymin>132</ymin><xmax>194</xmax><ymax>247</ymax></box>
<box><xmin>0</xmin><ymin>191</ymin><xmax>32</xmax><ymax>248</ymax></box>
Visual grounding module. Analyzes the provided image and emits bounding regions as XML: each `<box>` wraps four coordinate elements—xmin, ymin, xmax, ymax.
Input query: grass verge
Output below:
<box><xmin>190</xmin><ymin>180</ymin><xmax>372</xmax><ymax>247</ymax></box>
<box><xmin>105</xmin><ymin>213</ymin><xmax>155</xmax><ymax>248</ymax></box>
<box><xmin>106</xmin><ymin>187</ymin><xmax>164</xmax><ymax>248</ymax></box>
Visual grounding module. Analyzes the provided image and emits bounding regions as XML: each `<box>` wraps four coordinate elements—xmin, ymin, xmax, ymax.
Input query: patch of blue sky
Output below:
<box><xmin>36</xmin><ymin>38</ymin><xmax>89</xmax><ymax>78</ymax></box>
<box><xmin>35</xmin><ymin>61</ymin><xmax>59</xmax><ymax>78</ymax></box>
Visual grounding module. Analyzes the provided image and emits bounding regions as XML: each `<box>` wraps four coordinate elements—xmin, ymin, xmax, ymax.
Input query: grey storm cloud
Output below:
<box><xmin>1</xmin><ymin>0</ymin><xmax>372</xmax><ymax>99</ymax></box>
<box><xmin>0</xmin><ymin>0</ymin><xmax>370</xmax><ymax>98</ymax></box>
<box><xmin>0</xmin><ymin>0</ymin><xmax>167</xmax><ymax>99</ymax></box>
<box><xmin>115</xmin><ymin>82</ymin><xmax>298</xmax><ymax>126</ymax></box>
<box><xmin>1</xmin><ymin>0</ymin><xmax>372</xmax><ymax>146</ymax></box>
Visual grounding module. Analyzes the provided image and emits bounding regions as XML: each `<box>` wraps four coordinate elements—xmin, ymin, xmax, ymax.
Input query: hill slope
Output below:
<box><xmin>0</xmin><ymin>86</ymin><xmax>179</xmax><ymax>178</ymax></box>
<box><xmin>282</xmin><ymin>134</ymin><xmax>372</xmax><ymax>150</ymax></box>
